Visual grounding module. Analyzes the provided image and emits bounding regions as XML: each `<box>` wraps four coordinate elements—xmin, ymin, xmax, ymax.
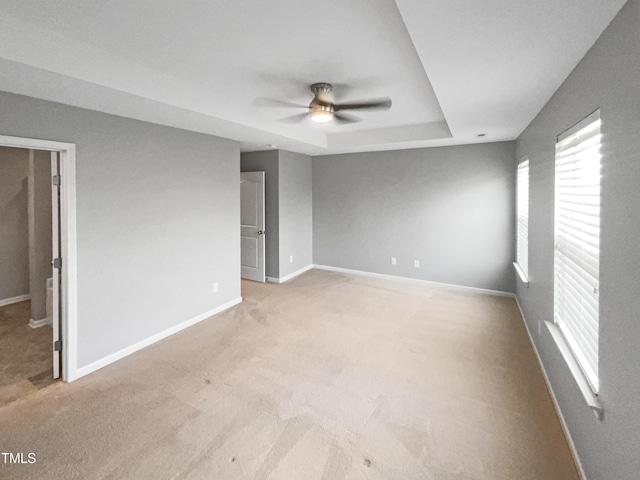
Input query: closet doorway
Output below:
<box><xmin>0</xmin><ymin>135</ymin><xmax>77</xmax><ymax>401</ymax></box>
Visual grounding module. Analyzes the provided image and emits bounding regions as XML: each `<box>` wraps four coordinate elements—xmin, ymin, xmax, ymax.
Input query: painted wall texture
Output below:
<box><xmin>515</xmin><ymin>0</ymin><xmax>640</xmax><ymax>478</ymax></box>
<box><xmin>278</xmin><ymin>150</ymin><xmax>312</xmax><ymax>279</ymax></box>
<box><xmin>0</xmin><ymin>92</ymin><xmax>241</xmax><ymax>368</ymax></box>
<box><xmin>0</xmin><ymin>146</ymin><xmax>29</xmax><ymax>301</ymax></box>
<box><xmin>28</xmin><ymin>149</ymin><xmax>53</xmax><ymax>322</ymax></box>
<box><xmin>313</xmin><ymin>142</ymin><xmax>516</xmax><ymax>293</ymax></box>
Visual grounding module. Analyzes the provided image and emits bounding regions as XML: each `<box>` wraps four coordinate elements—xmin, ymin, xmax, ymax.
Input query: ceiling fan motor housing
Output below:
<box><xmin>310</xmin><ymin>82</ymin><xmax>333</xmax><ymax>96</ymax></box>
<box><xmin>309</xmin><ymin>83</ymin><xmax>335</xmax><ymax>124</ymax></box>
<box><xmin>310</xmin><ymin>83</ymin><xmax>334</xmax><ymax>109</ymax></box>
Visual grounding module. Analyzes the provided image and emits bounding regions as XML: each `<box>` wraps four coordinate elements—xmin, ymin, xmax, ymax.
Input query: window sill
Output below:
<box><xmin>513</xmin><ymin>262</ymin><xmax>529</xmax><ymax>286</ymax></box>
<box><xmin>545</xmin><ymin>321</ymin><xmax>603</xmax><ymax>420</ymax></box>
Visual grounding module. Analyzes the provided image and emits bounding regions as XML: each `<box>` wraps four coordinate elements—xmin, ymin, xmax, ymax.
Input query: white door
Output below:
<box><xmin>51</xmin><ymin>152</ymin><xmax>61</xmax><ymax>379</ymax></box>
<box><xmin>240</xmin><ymin>172</ymin><xmax>265</xmax><ymax>282</ymax></box>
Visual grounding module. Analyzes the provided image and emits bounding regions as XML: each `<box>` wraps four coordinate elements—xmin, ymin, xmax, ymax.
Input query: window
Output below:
<box><xmin>554</xmin><ymin>110</ymin><xmax>601</xmax><ymax>392</ymax></box>
<box><xmin>515</xmin><ymin>159</ymin><xmax>529</xmax><ymax>282</ymax></box>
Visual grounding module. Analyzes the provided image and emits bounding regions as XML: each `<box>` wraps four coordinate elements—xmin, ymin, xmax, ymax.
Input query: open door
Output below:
<box><xmin>240</xmin><ymin>172</ymin><xmax>265</xmax><ymax>282</ymax></box>
<box><xmin>51</xmin><ymin>152</ymin><xmax>61</xmax><ymax>379</ymax></box>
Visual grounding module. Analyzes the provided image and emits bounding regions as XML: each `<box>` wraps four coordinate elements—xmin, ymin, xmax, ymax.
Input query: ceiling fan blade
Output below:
<box><xmin>254</xmin><ymin>97</ymin><xmax>308</xmax><ymax>109</ymax></box>
<box><xmin>334</xmin><ymin>97</ymin><xmax>392</xmax><ymax>112</ymax></box>
<box><xmin>333</xmin><ymin>112</ymin><xmax>360</xmax><ymax>123</ymax></box>
<box><xmin>278</xmin><ymin>112</ymin><xmax>310</xmax><ymax>124</ymax></box>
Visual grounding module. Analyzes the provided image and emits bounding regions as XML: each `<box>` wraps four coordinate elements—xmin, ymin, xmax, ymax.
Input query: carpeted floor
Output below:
<box><xmin>0</xmin><ymin>300</ymin><xmax>55</xmax><ymax>407</ymax></box>
<box><xmin>0</xmin><ymin>270</ymin><xmax>580</xmax><ymax>479</ymax></box>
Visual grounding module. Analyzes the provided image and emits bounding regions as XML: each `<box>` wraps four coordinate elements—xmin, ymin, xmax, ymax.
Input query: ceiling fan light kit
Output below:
<box><xmin>310</xmin><ymin>106</ymin><xmax>335</xmax><ymax>123</ymax></box>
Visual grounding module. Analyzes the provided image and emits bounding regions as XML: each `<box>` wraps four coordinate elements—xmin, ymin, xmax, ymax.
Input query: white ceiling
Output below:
<box><xmin>0</xmin><ymin>0</ymin><xmax>627</xmax><ymax>155</ymax></box>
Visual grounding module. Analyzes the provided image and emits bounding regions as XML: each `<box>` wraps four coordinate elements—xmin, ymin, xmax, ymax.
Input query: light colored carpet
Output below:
<box><xmin>0</xmin><ymin>270</ymin><xmax>579</xmax><ymax>479</ymax></box>
<box><xmin>0</xmin><ymin>300</ymin><xmax>55</xmax><ymax>406</ymax></box>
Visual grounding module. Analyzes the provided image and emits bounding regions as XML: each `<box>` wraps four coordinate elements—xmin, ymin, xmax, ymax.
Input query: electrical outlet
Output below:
<box><xmin>213</xmin><ymin>282</ymin><xmax>219</xmax><ymax>293</ymax></box>
<box><xmin>391</xmin><ymin>257</ymin><xmax>397</xmax><ymax>265</ymax></box>
<box><xmin>289</xmin><ymin>255</ymin><xmax>294</xmax><ymax>263</ymax></box>
<box><xmin>413</xmin><ymin>260</ymin><xmax>420</xmax><ymax>268</ymax></box>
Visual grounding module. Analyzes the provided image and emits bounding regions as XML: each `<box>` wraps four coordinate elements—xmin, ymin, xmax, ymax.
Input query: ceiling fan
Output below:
<box><xmin>255</xmin><ymin>83</ymin><xmax>392</xmax><ymax>124</ymax></box>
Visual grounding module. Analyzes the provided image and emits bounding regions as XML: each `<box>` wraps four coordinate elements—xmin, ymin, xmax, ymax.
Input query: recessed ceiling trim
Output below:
<box><xmin>328</xmin><ymin>121</ymin><xmax>452</xmax><ymax>149</ymax></box>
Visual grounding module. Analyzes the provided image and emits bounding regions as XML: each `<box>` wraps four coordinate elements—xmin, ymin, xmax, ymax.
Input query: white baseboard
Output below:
<box><xmin>29</xmin><ymin>317</ymin><xmax>51</xmax><ymax>329</ymax></box>
<box><xmin>0</xmin><ymin>294</ymin><xmax>31</xmax><ymax>307</ymax></box>
<box><xmin>266</xmin><ymin>264</ymin><xmax>314</xmax><ymax>284</ymax></box>
<box><xmin>514</xmin><ymin>297</ymin><xmax>587</xmax><ymax>480</ymax></box>
<box><xmin>281</xmin><ymin>264</ymin><xmax>313</xmax><ymax>283</ymax></box>
<box><xmin>313</xmin><ymin>264</ymin><xmax>514</xmax><ymax>298</ymax></box>
<box><xmin>72</xmin><ymin>297</ymin><xmax>243</xmax><ymax>381</ymax></box>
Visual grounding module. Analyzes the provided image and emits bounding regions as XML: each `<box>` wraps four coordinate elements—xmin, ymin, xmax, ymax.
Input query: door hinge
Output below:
<box><xmin>52</xmin><ymin>175</ymin><xmax>61</xmax><ymax>186</ymax></box>
<box><xmin>54</xmin><ymin>340</ymin><xmax>62</xmax><ymax>351</ymax></box>
<box><xmin>53</xmin><ymin>258</ymin><xmax>62</xmax><ymax>269</ymax></box>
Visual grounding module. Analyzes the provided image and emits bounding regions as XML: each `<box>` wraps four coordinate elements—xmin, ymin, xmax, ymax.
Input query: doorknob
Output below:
<box><xmin>258</xmin><ymin>230</ymin><xmax>265</xmax><ymax>235</ymax></box>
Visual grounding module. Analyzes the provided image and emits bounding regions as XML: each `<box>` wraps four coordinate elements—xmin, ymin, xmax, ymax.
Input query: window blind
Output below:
<box><xmin>554</xmin><ymin>111</ymin><xmax>601</xmax><ymax>392</ymax></box>
<box><xmin>516</xmin><ymin>160</ymin><xmax>529</xmax><ymax>278</ymax></box>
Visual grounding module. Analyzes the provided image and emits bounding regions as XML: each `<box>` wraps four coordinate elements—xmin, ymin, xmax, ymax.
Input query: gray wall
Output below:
<box><xmin>28</xmin><ymin>149</ymin><xmax>53</xmax><ymax>321</ymax></box>
<box><xmin>0</xmin><ymin>145</ymin><xmax>52</xmax><ymax>320</ymax></box>
<box><xmin>0</xmin><ymin>146</ymin><xmax>30</xmax><ymax>301</ymax></box>
<box><xmin>278</xmin><ymin>150</ymin><xmax>313</xmax><ymax>278</ymax></box>
<box><xmin>313</xmin><ymin>143</ymin><xmax>516</xmax><ymax>292</ymax></box>
<box><xmin>241</xmin><ymin>150</ymin><xmax>279</xmax><ymax>278</ymax></box>
<box><xmin>0</xmin><ymin>91</ymin><xmax>241</xmax><ymax>368</ymax></box>
<box><xmin>515</xmin><ymin>1</ymin><xmax>640</xmax><ymax>478</ymax></box>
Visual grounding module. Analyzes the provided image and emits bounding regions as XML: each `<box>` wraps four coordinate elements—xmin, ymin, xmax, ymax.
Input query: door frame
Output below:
<box><xmin>0</xmin><ymin>134</ymin><xmax>78</xmax><ymax>382</ymax></box>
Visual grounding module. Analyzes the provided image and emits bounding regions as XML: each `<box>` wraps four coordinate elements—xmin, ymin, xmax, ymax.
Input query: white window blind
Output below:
<box><xmin>554</xmin><ymin>110</ymin><xmax>601</xmax><ymax>392</ymax></box>
<box><xmin>516</xmin><ymin>160</ymin><xmax>529</xmax><ymax>278</ymax></box>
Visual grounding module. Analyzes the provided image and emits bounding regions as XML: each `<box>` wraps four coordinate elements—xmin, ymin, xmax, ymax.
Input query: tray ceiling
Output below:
<box><xmin>0</xmin><ymin>0</ymin><xmax>627</xmax><ymax>154</ymax></box>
